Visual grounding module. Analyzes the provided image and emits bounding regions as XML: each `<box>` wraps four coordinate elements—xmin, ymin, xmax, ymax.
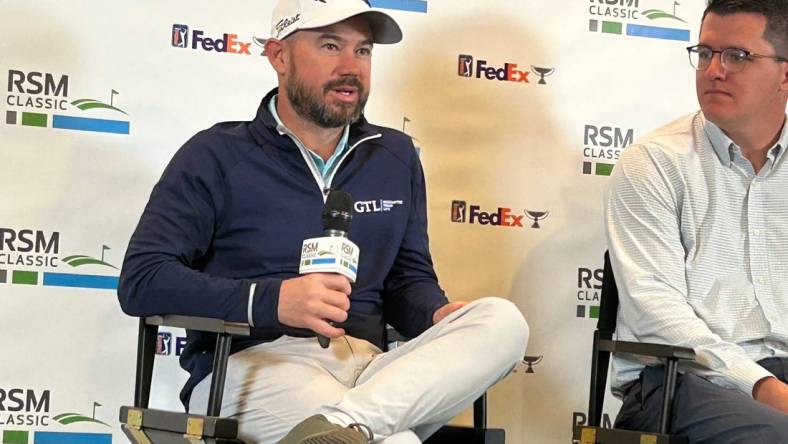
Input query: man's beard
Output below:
<box><xmin>286</xmin><ymin>63</ymin><xmax>368</xmax><ymax>128</ymax></box>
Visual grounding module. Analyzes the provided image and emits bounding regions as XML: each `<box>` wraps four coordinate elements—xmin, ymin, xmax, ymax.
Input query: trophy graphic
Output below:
<box><xmin>520</xmin><ymin>355</ymin><xmax>543</xmax><ymax>373</ymax></box>
<box><xmin>253</xmin><ymin>37</ymin><xmax>268</xmax><ymax>56</ymax></box>
<box><xmin>524</xmin><ymin>210</ymin><xmax>549</xmax><ymax>229</ymax></box>
<box><xmin>530</xmin><ymin>66</ymin><xmax>555</xmax><ymax>85</ymax></box>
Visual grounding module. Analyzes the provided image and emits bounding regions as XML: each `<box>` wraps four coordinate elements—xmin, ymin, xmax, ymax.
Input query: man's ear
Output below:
<box><xmin>781</xmin><ymin>62</ymin><xmax>788</xmax><ymax>93</ymax></box>
<box><xmin>265</xmin><ymin>39</ymin><xmax>287</xmax><ymax>75</ymax></box>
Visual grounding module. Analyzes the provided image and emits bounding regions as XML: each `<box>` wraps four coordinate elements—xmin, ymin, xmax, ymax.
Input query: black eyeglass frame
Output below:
<box><xmin>686</xmin><ymin>44</ymin><xmax>788</xmax><ymax>72</ymax></box>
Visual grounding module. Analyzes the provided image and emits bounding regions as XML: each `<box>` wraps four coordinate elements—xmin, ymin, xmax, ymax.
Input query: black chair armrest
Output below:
<box><xmin>599</xmin><ymin>339</ymin><xmax>695</xmax><ymax>360</ymax></box>
<box><xmin>145</xmin><ymin>315</ymin><xmax>250</xmax><ymax>336</ymax></box>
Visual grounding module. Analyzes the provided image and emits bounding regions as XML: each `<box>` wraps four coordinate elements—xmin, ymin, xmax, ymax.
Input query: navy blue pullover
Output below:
<box><xmin>118</xmin><ymin>89</ymin><xmax>448</xmax><ymax>407</ymax></box>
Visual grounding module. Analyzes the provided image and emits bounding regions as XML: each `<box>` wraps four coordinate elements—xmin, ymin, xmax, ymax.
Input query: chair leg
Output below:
<box><xmin>588</xmin><ymin>331</ymin><xmax>609</xmax><ymax>428</ymax></box>
<box><xmin>135</xmin><ymin>318</ymin><xmax>158</xmax><ymax>409</ymax></box>
<box><xmin>473</xmin><ymin>393</ymin><xmax>487</xmax><ymax>429</ymax></box>
<box><xmin>206</xmin><ymin>333</ymin><xmax>233</xmax><ymax>417</ymax></box>
<box><xmin>658</xmin><ymin>358</ymin><xmax>679</xmax><ymax>434</ymax></box>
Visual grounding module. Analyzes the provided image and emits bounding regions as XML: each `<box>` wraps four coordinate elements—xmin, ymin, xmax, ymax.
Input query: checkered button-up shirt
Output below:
<box><xmin>605</xmin><ymin>111</ymin><xmax>788</xmax><ymax>397</ymax></box>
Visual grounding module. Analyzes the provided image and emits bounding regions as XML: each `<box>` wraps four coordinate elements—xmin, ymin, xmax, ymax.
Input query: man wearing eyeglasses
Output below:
<box><xmin>605</xmin><ymin>0</ymin><xmax>788</xmax><ymax>441</ymax></box>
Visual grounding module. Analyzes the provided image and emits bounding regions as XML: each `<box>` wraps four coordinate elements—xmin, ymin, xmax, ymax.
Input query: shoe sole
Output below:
<box><xmin>300</xmin><ymin>429</ymin><xmax>366</xmax><ymax>444</ymax></box>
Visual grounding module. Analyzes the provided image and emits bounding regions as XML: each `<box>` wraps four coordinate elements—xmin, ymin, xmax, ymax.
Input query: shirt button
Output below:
<box><xmin>757</xmin><ymin>277</ymin><xmax>767</xmax><ymax>285</ymax></box>
<box><xmin>753</xmin><ymin>229</ymin><xmax>761</xmax><ymax>236</ymax></box>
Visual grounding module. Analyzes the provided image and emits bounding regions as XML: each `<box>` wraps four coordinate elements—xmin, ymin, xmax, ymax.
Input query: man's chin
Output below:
<box><xmin>701</xmin><ymin>107</ymin><xmax>738</xmax><ymax>130</ymax></box>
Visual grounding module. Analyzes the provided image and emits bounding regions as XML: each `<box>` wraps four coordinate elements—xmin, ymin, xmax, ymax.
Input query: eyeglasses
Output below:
<box><xmin>686</xmin><ymin>44</ymin><xmax>788</xmax><ymax>73</ymax></box>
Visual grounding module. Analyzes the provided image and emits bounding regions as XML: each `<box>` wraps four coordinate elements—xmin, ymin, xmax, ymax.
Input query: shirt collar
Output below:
<box><xmin>703</xmin><ymin>114</ymin><xmax>788</xmax><ymax>167</ymax></box>
<box><xmin>267</xmin><ymin>94</ymin><xmax>350</xmax><ymax>178</ymax></box>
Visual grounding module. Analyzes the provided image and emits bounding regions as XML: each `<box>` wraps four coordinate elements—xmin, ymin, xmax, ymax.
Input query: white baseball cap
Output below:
<box><xmin>267</xmin><ymin>0</ymin><xmax>403</xmax><ymax>44</ymax></box>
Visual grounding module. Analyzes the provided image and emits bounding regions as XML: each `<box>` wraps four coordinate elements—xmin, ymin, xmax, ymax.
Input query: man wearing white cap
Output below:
<box><xmin>118</xmin><ymin>0</ymin><xmax>529</xmax><ymax>443</ymax></box>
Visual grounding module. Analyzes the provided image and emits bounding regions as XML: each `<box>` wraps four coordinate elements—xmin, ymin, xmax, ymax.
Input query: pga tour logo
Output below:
<box><xmin>172</xmin><ymin>24</ymin><xmax>188</xmax><ymax>48</ymax></box>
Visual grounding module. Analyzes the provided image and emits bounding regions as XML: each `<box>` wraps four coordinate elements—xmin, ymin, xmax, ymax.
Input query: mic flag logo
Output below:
<box><xmin>172</xmin><ymin>24</ymin><xmax>188</xmax><ymax>48</ymax></box>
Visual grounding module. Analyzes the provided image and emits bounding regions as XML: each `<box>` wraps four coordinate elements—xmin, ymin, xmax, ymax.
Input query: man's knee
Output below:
<box><xmin>468</xmin><ymin>297</ymin><xmax>529</xmax><ymax>358</ymax></box>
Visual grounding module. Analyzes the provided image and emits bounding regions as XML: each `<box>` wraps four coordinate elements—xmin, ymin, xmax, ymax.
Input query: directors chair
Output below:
<box><xmin>120</xmin><ymin>315</ymin><xmax>506</xmax><ymax>444</ymax></box>
<box><xmin>572</xmin><ymin>252</ymin><xmax>696</xmax><ymax>444</ymax></box>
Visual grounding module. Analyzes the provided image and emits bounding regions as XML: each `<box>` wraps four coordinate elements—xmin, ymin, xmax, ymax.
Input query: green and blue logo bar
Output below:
<box><xmin>370</xmin><ymin>0</ymin><xmax>427</xmax><ymax>13</ymax></box>
<box><xmin>34</xmin><ymin>432</ymin><xmax>111</xmax><ymax>444</ymax></box>
<box><xmin>589</xmin><ymin>19</ymin><xmax>690</xmax><ymax>41</ymax></box>
<box><xmin>43</xmin><ymin>272</ymin><xmax>119</xmax><ymax>290</ymax></box>
<box><xmin>52</xmin><ymin>115</ymin><xmax>130</xmax><ymax>135</ymax></box>
<box><xmin>626</xmin><ymin>23</ymin><xmax>690</xmax><ymax>41</ymax></box>
<box><xmin>5</xmin><ymin>111</ymin><xmax>130</xmax><ymax>135</ymax></box>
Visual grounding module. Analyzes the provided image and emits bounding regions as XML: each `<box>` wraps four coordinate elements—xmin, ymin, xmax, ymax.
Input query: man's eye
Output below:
<box><xmin>728</xmin><ymin>50</ymin><xmax>749</xmax><ymax>63</ymax></box>
<box><xmin>698</xmin><ymin>49</ymin><xmax>713</xmax><ymax>60</ymax></box>
<box><xmin>357</xmin><ymin>47</ymin><xmax>372</xmax><ymax>56</ymax></box>
<box><xmin>323</xmin><ymin>43</ymin><xmax>339</xmax><ymax>50</ymax></box>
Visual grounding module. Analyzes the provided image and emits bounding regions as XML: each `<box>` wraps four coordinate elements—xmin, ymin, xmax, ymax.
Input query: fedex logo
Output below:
<box><xmin>451</xmin><ymin>201</ymin><xmax>524</xmax><ymax>228</ymax></box>
<box><xmin>457</xmin><ymin>54</ymin><xmax>530</xmax><ymax>83</ymax></box>
<box><xmin>171</xmin><ymin>24</ymin><xmax>253</xmax><ymax>55</ymax></box>
<box><xmin>469</xmin><ymin>205</ymin><xmax>524</xmax><ymax>227</ymax></box>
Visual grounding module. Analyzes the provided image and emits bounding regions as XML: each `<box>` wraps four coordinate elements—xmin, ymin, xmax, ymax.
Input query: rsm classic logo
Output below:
<box><xmin>587</xmin><ymin>0</ymin><xmax>691</xmax><ymax>42</ymax></box>
<box><xmin>0</xmin><ymin>228</ymin><xmax>119</xmax><ymax>290</ymax></box>
<box><xmin>576</xmin><ymin>265</ymin><xmax>603</xmax><ymax>319</ymax></box>
<box><xmin>581</xmin><ymin>124</ymin><xmax>634</xmax><ymax>176</ymax></box>
<box><xmin>1</xmin><ymin>389</ymin><xmax>112</xmax><ymax>444</ymax></box>
<box><xmin>5</xmin><ymin>70</ymin><xmax>130</xmax><ymax>135</ymax></box>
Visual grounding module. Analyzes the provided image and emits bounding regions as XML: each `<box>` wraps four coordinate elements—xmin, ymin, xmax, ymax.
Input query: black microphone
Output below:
<box><xmin>298</xmin><ymin>190</ymin><xmax>358</xmax><ymax>348</ymax></box>
<box><xmin>323</xmin><ymin>190</ymin><xmax>353</xmax><ymax>238</ymax></box>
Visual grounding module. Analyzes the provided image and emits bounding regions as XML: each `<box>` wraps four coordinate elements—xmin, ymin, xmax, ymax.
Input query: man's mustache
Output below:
<box><xmin>323</xmin><ymin>77</ymin><xmax>364</xmax><ymax>93</ymax></box>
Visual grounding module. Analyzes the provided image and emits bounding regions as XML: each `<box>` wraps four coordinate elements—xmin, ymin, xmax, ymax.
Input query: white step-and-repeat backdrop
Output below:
<box><xmin>1</xmin><ymin>1</ymin><xmax>706</xmax><ymax>443</ymax></box>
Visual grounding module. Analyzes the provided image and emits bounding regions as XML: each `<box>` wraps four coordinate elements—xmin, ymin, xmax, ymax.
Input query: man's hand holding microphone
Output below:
<box><xmin>277</xmin><ymin>190</ymin><xmax>358</xmax><ymax>348</ymax></box>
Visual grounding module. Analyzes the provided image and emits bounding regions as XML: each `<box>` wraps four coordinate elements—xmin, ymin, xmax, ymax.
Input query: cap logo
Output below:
<box><xmin>275</xmin><ymin>13</ymin><xmax>301</xmax><ymax>37</ymax></box>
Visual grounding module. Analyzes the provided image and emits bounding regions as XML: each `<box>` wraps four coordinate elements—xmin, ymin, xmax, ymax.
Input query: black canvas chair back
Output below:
<box><xmin>598</xmin><ymin>251</ymin><xmax>619</xmax><ymax>340</ymax></box>
<box><xmin>586</xmin><ymin>251</ymin><xmax>617</xmax><ymax>428</ymax></box>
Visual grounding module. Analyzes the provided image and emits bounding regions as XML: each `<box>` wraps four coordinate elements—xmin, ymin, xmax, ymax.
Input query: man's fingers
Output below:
<box><xmin>321</xmin><ymin>289</ymin><xmax>351</xmax><ymax>311</ymax></box>
<box><xmin>317</xmin><ymin>303</ymin><xmax>349</xmax><ymax>324</ymax></box>
<box><xmin>320</xmin><ymin>274</ymin><xmax>352</xmax><ymax>294</ymax></box>
<box><xmin>309</xmin><ymin>319</ymin><xmax>345</xmax><ymax>339</ymax></box>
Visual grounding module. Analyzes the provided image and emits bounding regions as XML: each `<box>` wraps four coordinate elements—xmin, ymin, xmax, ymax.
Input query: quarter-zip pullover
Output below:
<box><xmin>118</xmin><ymin>88</ymin><xmax>448</xmax><ymax>406</ymax></box>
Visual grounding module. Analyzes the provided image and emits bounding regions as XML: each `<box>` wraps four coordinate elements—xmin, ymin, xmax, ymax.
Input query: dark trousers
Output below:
<box><xmin>615</xmin><ymin>358</ymin><xmax>788</xmax><ymax>443</ymax></box>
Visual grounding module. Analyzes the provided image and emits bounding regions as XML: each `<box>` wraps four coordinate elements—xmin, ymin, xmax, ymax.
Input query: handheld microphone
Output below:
<box><xmin>299</xmin><ymin>190</ymin><xmax>359</xmax><ymax>348</ymax></box>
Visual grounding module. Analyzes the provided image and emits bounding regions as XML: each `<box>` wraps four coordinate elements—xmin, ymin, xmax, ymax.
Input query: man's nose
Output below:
<box><xmin>705</xmin><ymin>52</ymin><xmax>727</xmax><ymax>80</ymax></box>
<box><xmin>336</xmin><ymin>49</ymin><xmax>362</xmax><ymax>76</ymax></box>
